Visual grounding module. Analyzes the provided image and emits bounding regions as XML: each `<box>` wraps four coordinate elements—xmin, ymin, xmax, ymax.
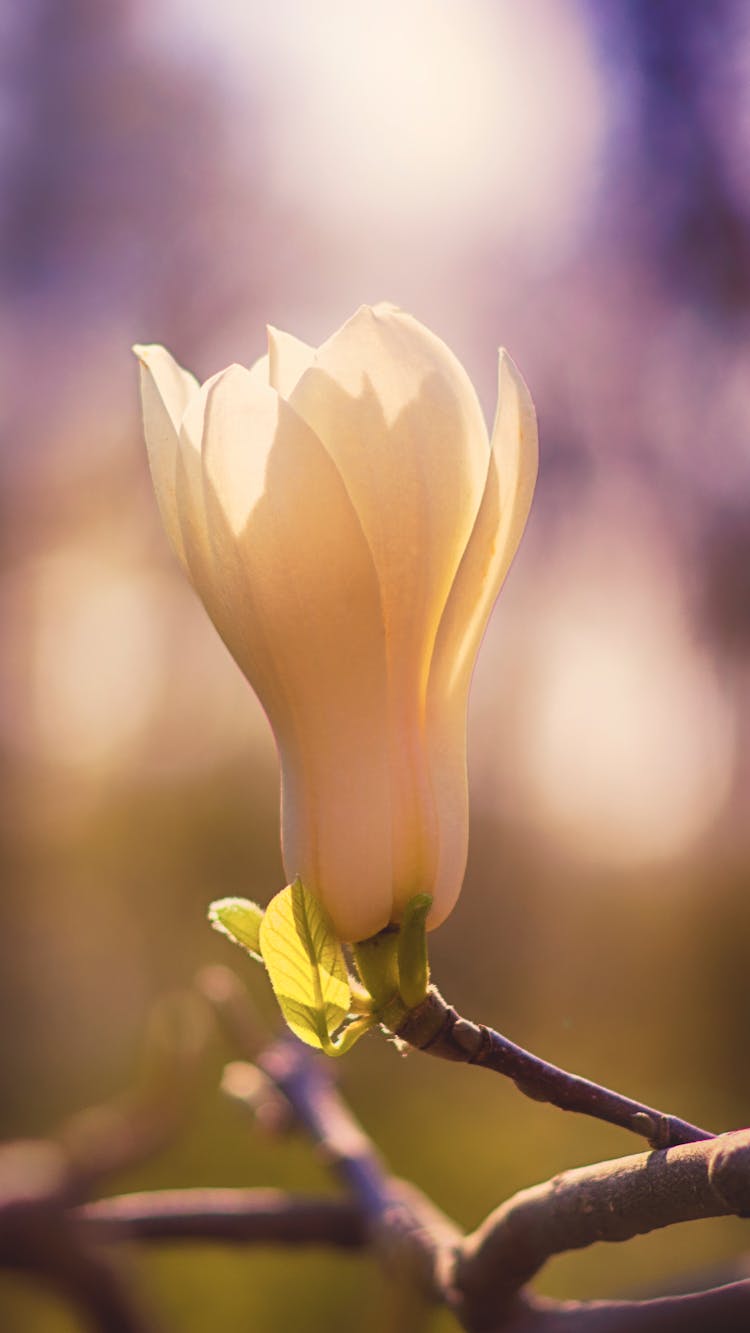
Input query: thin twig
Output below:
<box><xmin>200</xmin><ymin>966</ymin><xmax>461</xmax><ymax>1304</ymax></box>
<box><xmin>395</xmin><ymin>987</ymin><xmax>713</xmax><ymax>1149</ymax></box>
<box><xmin>231</xmin><ymin>1042</ymin><xmax>461</xmax><ymax>1302</ymax></box>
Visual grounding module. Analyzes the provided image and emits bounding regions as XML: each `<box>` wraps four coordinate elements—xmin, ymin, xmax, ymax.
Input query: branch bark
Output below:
<box><xmin>2</xmin><ymin>969</ymin><xmax>746</xmax><ymax>1333</ymax></box>
<box><xmin>226</xmin><ymin>1043</ymin><xmax>461</xmax><ymax>1304</ymax></box>
<box><xmin>492</xmin><ymin>1283</ymin><xmax>750</xmax><ymax>1333</ymax></box>
<box><xmin>74</xmin><ymin>1187</ymin><xmax>366</xmax><ymax>1248</ymax></box>
<box><xmin>395</xmin><ymin>987</ymin><xmax>713</xmax><ymax>1149</ymax></box>
<box><xmin>455</xmin><ymin>1130</ymin><xmax>750</xmax><ymax>1330</ymax></box>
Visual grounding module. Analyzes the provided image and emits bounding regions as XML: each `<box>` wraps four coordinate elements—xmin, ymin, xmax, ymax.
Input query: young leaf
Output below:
<box><xmin>208</xmin><ymin>897</ymin><xmax>265</xmax><ymax>963</ymax></box>
<box><xmin>259</xmin><ymin>879</ymin><xmax>351</xmax><ymax>1050</ymax></box>
<box><xmin>327</xmin><ymin>1014</ymin><xmax>377</xmax><ymax>1056</ymax></box>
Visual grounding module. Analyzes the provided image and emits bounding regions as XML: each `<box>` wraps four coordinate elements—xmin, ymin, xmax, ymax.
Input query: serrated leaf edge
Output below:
<box><xmin>259</xmin><ymin>879</ymin><xmax>351</xmax><ymax>1050</ymax></box>
<box><xmin>208</xmin><ymin>896</ymin><xmax>265</xmax><ymax>964</ymax></box>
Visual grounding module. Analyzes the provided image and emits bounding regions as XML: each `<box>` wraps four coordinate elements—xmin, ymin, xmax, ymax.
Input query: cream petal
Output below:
<box><xmin>289</xmin><ymin>308</ymin><xmax>490</xmax><ymax>629</ymax></box>
<box><xmin>267</xmin><ymin>326</ymin><xmax>316</xmax><ymax>398</ymax></box>
<box><xmin>133</xmin><ymin>344</ymin><xmax>199</xmax><ymax>566</ymax></box>
<box><xmin>247</xmin><ymin>352</ymin><xmax>271</xmax><ymax>388</ymax></box>
<box><xmin>290</xmin><ymin>304</ymin><xmax>491</xmax><ymax>906</ymax></box>
<box><xmin>426</xmin><ymin>349</ymin><xmax>539</xmax><ymax>928</ymax></box>
<box><xmin>430</xmin><ymin>350</ymin><xmax>538</xmax><ymax>702</ymax></box>
<box><xmin>194</xmin><ymin>365</ymin><xmax>394</xmax><ymax>941</ymax></box>
<box><xmin>174</xmin><ymin>368</ymin><xmax>228</xmax><ymax>589</ymax></box>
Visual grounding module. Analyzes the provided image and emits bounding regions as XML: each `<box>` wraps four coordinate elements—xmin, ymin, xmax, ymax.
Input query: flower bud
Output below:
<box><xmin>134</xmin><ymin>305</ymin><xmax>537</xmax><ymax>941</ymax></box>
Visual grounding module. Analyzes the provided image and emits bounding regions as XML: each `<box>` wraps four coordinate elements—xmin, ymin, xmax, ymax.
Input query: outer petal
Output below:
<box><xmin>192</xmin><ymin>366</ymin><xmax>394</xmax><ymax>941</ymax></box>
<box><xmin>289</xmin><ymin>304</ymin><xmax>490</xmax><ymax>909</ymax></box>
<box><xmin>133</xmin><ymin>344</ymin><xmax>199</xmax><ymax>567</ymax></box>
<box><xmin>425</xmin><ymin>350</ymin><xmax>539</xmax><ymax>928</ymax></box>
<box><xmin>246</xmin><ymin>352</ymin><xmax>271</xmax><ymax>388</ymax></box>
<box><xmin>173</xmin><ymin>368</ymin><xmax>230</xmax><ymax>590</ymax></box>
<box><xmin>289</xmin><ymin>306</ymin><xmax>489</xmax><ymax>637</ymax></box>
<box><xmin>267</xmin><ymin>326</ymin><xmax>316</xmax><ymax>398</ymax></box>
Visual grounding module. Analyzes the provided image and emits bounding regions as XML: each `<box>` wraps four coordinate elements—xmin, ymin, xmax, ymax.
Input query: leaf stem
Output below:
<box><xmin>352</xmin><ymin>928</ymin><xmax>401</xmax><ymax>1009</ymax></box>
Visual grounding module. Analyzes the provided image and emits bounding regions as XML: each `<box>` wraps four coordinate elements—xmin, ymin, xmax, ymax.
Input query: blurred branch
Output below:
<box><xmin>24</xmin><ymin>1237</ymin><xmax>153</xmax><ymax>1333</ymax></box>
<box><xmin>59</xmin><ymin>990</ymin><xmax>212</xmax><ymax>1198</ymax></box>
<box><xmin>201</xmin><ymin>964</ymin><xmax>460</xmax><ymax>1308</ymax></box>
<box><xmin>0</xmin><ymin>989</ymin><xmax>212</xmax><ymax>1332</ymax></box>
<box><xmin>395</xmin><ymin>987</ymin><xmax>713</xmax><ymax>1148</ymax></box>
<box><xmin>74</xmin><ymin>1187</ymin><xmax>366</xmax><ymax>1248</ymax></box>
<box><xmin>0</xmin><ymin>1139</ymin><xmax>153</xmax><ymax>1333</ymax></box>
<box><xmin>1</xmin><ymin>968</ymin><xmax>747</xmax><ymax>1332</ymax></box>
<box><xmin>496</xmin><ymin>1282</ymin><xmax>750</xmax><ymax>1333</ymax></box>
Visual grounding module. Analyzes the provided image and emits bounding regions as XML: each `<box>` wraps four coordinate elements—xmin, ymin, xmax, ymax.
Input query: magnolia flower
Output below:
<box><xmin>134</xmin><ymin>305</ymin><xmax>537</xmax><ymax>942</ymax></box>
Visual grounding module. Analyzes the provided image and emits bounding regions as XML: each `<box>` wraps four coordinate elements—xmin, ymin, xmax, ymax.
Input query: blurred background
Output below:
<box><xmin>1</xmin><ymin>0</ymin><xmax>749</xmax><ymax>1327</ymax></box>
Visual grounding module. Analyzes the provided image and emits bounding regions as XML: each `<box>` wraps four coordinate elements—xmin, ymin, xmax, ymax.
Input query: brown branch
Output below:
<box><xmin>492</xmin><ymin>1283</ymin><xmax>750</xmax><ymax>1333</ymax></box>
<box><xmin>29</xmin><ymin>1236</ymin><xmax>154</xmax><ymax>1333</ymax></box>
<box><xmin>44</xmin><ymin>1172</ymin><xmax>750</xmax><ymax>1333</ymax></box>
<box><xmin>74</xmin><ymin>1187</ymin><xmax>366</xmax><ymax>1248</ymax></box>
<box><xmin>65</xmin><ymin>1190</ymin><xmax>750</xmax><ymax>1332</ymax></box>
<box><xmin>58</xmin><ymin>990</ymin><xmax>212</xmax><ymax>1198</ymax></box>
<box><xmin>200</xmin><ymin>966</ymin><xmax>747</xmax><ymax>1326</ymax></box>
<box><xmin>0</xmin><ymin>991</ymin><xmax>212</xmax><ymax>1333</ymax></box>
<box><xmin>227</xmin><ymin>1044</ymin><xmax>461</xmax><ymax>1303</ymax></box>
<box><xmin>3</xmin><ymin>967</ymin><xmax>744</xmax><ymax>1333</ymax></box>
<box><xmin>0</xmin><ymin>1140</ymin><xmax>153</xmax><ymax>1333</ymax></box>
<box><xmin>455</xmin><ymin>1129</ymin><xmax>750</xmax><ymax>1330</ymax></box>
<box><xmin>201</xmin><ymin>965</ymin><xmax>461</xmax><ymax>1305</ymax></box>
<box><xmin>395</xmin><ymin>987</ymin><xmax>713</xmax><ymax>1149</ymax></box>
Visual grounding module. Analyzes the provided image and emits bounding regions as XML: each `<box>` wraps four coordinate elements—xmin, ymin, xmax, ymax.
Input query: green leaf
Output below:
<box><xmin>259</xmin><ymin>879</ymin><xmax>351</xmax><ymax>1050</ymax></box>
<box><xmin>208</xmin><ymin>897</ymin><xmax>265</xmax><ymax>963</ymax></box>
<box><xmin>327</xmin><ymin>1014</ymin><xmax>377</xmax><ymax>1056</ymax></box>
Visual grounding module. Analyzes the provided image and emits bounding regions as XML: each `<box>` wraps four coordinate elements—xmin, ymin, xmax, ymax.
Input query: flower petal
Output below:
<box><xmin>426</xmin><ymin>349</ymin><xmax>538</xmax><ymax>928</ymax></box>
<box><xmin>289</xmin><ymin>304</ymin><xmax>491</xmax><ymax>907</ymax></box>
<box><xmin>267</xmin><ymin>326</ymin><xmax>316</xmax><ymax>398</ymax></box>
<box><xmin>194</xmin><ymin>365</ymin><xmax>395</xmax><ymax>941</ymax></box>
<box><xmin>174</xmin><ymin>368</ymin><xmax>228</xmax><ymax>587</ymax></box>
<box><xmin>430</xmin><ymin>350</ymin><xmax>538</xmax><ymax>701</ymax></box>
<box><xmin>246</xmin><ymin>352</ymin><xmax>271</xmax><ymax>387</ymax></box>
<box><xmin>290</xmin><ymin>306</ymin><xmax>490</xmax><ymax>652</ymax></box>
<box><xmin>133</xmin><ymin>344</ymin><xmax>199</xmax><ymax>566</ymax></box>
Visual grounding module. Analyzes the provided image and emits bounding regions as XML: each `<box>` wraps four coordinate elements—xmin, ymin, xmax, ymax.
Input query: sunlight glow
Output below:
<box><xmin>518</xmin><ymin>541</ymin><xmax>735</xmax><ymax>868</ymax></box>
<box><xmin>151</xmin><ymin>0</ymin><xmax>607</xmax><ymax>253</ymax></box>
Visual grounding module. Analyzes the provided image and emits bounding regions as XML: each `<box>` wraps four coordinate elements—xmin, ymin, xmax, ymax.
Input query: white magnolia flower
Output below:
<box><xmin>134</xmin><ymin>304</ymin><xmax>537</xmax><ymax>942</ymax></box>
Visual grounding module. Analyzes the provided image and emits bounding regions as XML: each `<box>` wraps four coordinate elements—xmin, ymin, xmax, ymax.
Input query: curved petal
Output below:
<box><xmin>289</xmin><ymin>306</ymin><xmax>490</xmax><ymax>644</ymax></box>
<box><xmin>174</xmin><ymin>368</ymin><xmax>228</xmax><ymax>587</ymax></box>
<box><xmin>289</xmin><ymin>304</ymin><xmax>491</xmax><ymax>907</ymax></box>
<box><xmin>267</xmin><ymin>326</ymin><xmax>316</xmax><ymax>398</ymax></box>
<box><xmin>246</xmin><ymin>352</ymin><xmax>271</xmax><ymax>388</ymax></box>
<box><xmin>133</xmin><ymin>344</ymin><xmax>199</xmax><ymax>567</ymax></box>
<box><xmin>194</xmin><ymin>365</ymin><xmax>395</xmax><ymax>941</ymax></box>
<box><xmin>425</xmin><ymin>349</ymin><xmax>539</xmax><ymax>928</ymax></box>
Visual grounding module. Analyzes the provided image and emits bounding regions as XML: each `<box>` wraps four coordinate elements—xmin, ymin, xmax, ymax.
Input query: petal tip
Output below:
<box><xmin>216</xmin><ymin>361</ymin><xmax>252</xmax><ymax>387</ymax></box>
<box><xmin>132</xmin><ymin>342</ymin><xmax>156</xmax><ymax>366</ymax></box>
<box><xmin>365</xmin><ymin>300</ymin><xmax>404</xmax><ymax>322</ymax></box>
<box><xmin>497</xmin><ymin>346</ymin><xmax>516</xmax><ymax>376</ymax></box>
